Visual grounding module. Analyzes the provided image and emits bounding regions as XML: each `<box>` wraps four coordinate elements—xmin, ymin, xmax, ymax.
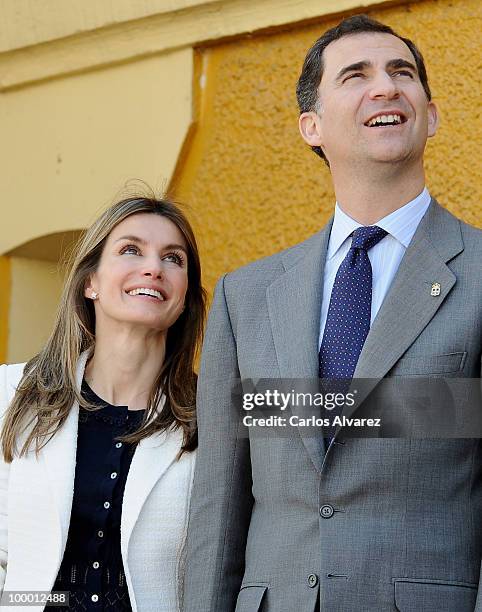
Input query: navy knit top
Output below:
<box><xmin>46</xmin><ymin>381</ymin><xmax>145</xmax><ymax>612</ymax></box>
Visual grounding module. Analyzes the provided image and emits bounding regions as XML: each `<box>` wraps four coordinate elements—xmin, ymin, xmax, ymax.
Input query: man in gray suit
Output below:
<box><xmin>184</xmin><ymin>14</ymin><xmax>482</xmax><ymax>612</ymax></box>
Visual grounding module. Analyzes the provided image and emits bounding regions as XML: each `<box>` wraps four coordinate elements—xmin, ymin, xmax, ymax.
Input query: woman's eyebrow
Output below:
<box><xmin>162</xmin><ymin>243</ymin><xmax>188</xmax><ymax>254</ymax></box>
<box><xmin>114</xmin><ymin>236</ymin><xmax>187</xmax><ymax>253</ymax></box>
<box><xmin>115</xmin><ymin>234</ymin><xmax>147</xmax><ymax>244</ymax></box>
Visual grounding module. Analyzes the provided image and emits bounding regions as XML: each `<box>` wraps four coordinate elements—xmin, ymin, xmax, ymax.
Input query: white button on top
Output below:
<box><xmin>115</xmin><ymin>442</ymin><xmax>122</xmax><ymax>448</ymax></box>
<box><xmin>92</xmin><ymin>561</ymin><xmax>100</xmax><ymax>569</ymax></box>
<box><xmin>110</xmin><ymin>472</ymin><xmax>117</xmax><ymax>479</ymax></box>
<box><xmin>91</xmin><ymin>594</ymin><xmax>99</xmax><ymax>602</ymax></box>
<box><xmin>97</xmin><ymin>530</ymin><xmax>103</xmax><ymax>538</ymax></box>
<box><xmin>103</xmin><ymin>501</ymin><xmax>110</xmax><ymax>509</ymax></box>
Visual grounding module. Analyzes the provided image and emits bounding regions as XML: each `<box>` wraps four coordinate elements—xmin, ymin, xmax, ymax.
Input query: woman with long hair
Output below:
<box><xmin>0</xmin><ymin>195</ymin><xmax>206</xmax><ymax>611</ymax></box>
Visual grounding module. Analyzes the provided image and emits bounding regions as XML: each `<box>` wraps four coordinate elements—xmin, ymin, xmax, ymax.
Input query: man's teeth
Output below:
<box><xmin>367</xmin><ymin>114</ymin><xmax>402</xmax><ymax>127</ymax></box>
<box><xmin>128</xmin><ymin>288</ymin><xmax>164</xmax><ymax>300</ymax></box>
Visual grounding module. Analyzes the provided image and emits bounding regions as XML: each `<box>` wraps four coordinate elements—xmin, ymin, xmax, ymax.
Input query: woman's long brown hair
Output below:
<box><xmin>1</xmin><ymin>196</ymin><xmax>206</xmax><ymax>462</ymax></box>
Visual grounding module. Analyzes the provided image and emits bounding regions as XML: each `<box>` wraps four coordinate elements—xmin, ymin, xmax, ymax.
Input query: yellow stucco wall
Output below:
<box><xmin>1</xmin><ymin>48</ymin><xmax>193</xmax><ymax>255</ymax></box>
<box><xmin>7</xmin><ymin>257</ymin><xmax>64</xmax><ymax>364</ymax></box>
<box><xmin>175</xmin><ymin>0</ymin><xmax>481</xmax><ymax>295</ymax></box>
<box><xmin>0</xmin><ymin>257</ymin><xmax>10</xmax><ymax>363</ymax></box>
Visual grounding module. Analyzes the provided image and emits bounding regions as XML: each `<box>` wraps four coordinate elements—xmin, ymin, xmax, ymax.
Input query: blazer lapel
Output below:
<box><xmin>267</xmin><ymin>222</ymin><xmax>332</xmax><ymax>472</ymax></box>
<box><xmin>335</xmin><ymin>200</ymin><xmax>464</xmax><ymax>430</ymax></box>
<box><xmin>121</xmin><ymin>423</ymin><xmax>183</xmax><ymax>561</ymax></box>
<box><xmin>41</xmin><ymin>350</ymin><xmax>90</xmax><ymax>550</ymax></box>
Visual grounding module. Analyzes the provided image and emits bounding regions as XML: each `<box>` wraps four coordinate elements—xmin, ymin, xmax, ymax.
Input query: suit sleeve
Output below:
<box><xmin>183</xmin><ymin>275</ymin><xmax>254</xmax><ymax>612</ymax></box>
<box><xmin>476</xmin><ymin>353</ymin><xmax>482</xmax><ymax>611</ymax></box>
<box><xmin>0</xmin><ymin>365</ymin><xmax>11</xmax><ymax>592</ymax></box>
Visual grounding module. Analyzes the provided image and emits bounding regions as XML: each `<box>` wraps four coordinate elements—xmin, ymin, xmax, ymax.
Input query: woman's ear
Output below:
<box><xmin>84</xmin><ymin>277</ymin><xmax>98</xmax><ymax>300</ymax></box>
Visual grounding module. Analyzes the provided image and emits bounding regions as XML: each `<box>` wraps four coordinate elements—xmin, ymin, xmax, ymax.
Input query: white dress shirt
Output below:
<box><xmin>319</xmin><ymin>187</ymin><xmax>432</xmax><ymax>347</ymax></box>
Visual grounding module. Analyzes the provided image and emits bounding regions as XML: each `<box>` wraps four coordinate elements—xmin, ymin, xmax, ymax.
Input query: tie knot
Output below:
<box><xmin>351</xmin><ymin>225</ymin><xmax>387</xmax><ymax>251</ymax></box>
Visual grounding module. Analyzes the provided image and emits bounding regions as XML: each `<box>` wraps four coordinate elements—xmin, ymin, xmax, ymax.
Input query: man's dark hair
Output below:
<box><xmin>296</xmin><ymin>14</ymin><xmax>432</xmax><ymax>163</ymax></box>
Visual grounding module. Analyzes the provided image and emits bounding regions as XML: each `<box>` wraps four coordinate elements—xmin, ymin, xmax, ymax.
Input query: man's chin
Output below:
<box><xmin>364</xmin><ymin>146</ymin><xmax>415</xmax><ymax>165</ymax></box>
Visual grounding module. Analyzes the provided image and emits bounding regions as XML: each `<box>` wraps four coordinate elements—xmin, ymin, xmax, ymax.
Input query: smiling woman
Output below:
<box><xmin>84</xmin><ymin>212</ymin><xmax>191</xmax><ymax>354</ymax></box>
<box><xmin>0</xmin><ymin>196</ymin><xmax>206</xmax><ymax>611</ymax></box>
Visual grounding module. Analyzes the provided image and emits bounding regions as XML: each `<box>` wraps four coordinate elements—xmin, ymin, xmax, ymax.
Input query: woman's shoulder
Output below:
<box><xmin>0</xmin><ymin>363</ymin><xmax>27</xmax><ymax>414</ymax></box>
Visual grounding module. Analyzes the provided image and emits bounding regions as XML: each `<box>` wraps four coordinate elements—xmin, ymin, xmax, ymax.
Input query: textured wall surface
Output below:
<box><xmin>0</xmin><ymin>256</ymin><xmax>10</xmax><ymax>363</ymax></box>
<box><xmin>176</xmin><ymin>0</ymin><xmax>481</xmax><ymax>295</ymax></box>
<box><xmin>8</xmin><ymin>257</ymin><xmax>64</xmax><ymax>363</ymax></box>
<box><xmin>1</xmin><ymin>49</ymin><xmax>192</xmax><ymax>255</ymax></box>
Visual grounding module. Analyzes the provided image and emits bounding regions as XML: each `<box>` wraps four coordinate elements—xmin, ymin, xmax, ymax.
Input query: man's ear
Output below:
<box><xmin>299</xmin><ymin>111</ymin><xmax>324</xmax><ymax>148</ymax></box>
<box><xmin>427</xmin><ymin>101</ymin><xmax>439</xmax><ymax>138</ymax></box>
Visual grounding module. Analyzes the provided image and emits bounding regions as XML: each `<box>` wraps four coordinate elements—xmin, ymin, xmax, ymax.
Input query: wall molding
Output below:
<box><xmin>0</xmin><ymin>0</ymin><xmax>408</xmax><ymax>91</ymax></box>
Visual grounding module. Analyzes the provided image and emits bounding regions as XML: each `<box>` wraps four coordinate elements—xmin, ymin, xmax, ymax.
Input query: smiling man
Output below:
<box><xmin>184</xmin><ymin>15</ymin><xmax>482</xmax><ymax>612</ymax></box>
<box><xmin>297</xmin><ymin>17</ymin><xmax>438</xmax><ymax>224</ymax></box>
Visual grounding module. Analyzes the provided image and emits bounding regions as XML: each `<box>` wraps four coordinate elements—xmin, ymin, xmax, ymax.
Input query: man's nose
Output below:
<box><xmin>368</xmin><ymin>72</ymin><xmax>400</xmax><ymax>99</ymax></box>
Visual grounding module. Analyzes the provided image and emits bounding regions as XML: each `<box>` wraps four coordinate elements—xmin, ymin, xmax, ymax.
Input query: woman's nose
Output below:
<box><xmin>142</xmin><ymin>257</ymin><xmax>164</xmax><ymax>279</ymax></box>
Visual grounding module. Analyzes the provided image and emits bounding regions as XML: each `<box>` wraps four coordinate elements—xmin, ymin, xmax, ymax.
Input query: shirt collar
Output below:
<box><xmin>327</xmin><ymin>187</ymin><xmax>431</xmax><ymax>260</ymax></box>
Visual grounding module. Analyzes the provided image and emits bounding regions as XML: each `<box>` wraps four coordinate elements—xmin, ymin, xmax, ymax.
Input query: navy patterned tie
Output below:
<box><xmin>319</xmin><ymin>226</ymin><xmax>387</xmax><ymax>443</ymax></box>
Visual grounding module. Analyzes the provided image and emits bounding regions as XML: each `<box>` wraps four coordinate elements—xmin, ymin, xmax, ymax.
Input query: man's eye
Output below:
<box><xmin>394</xmin><ymin>70</ymin><xmax>414</xmax><ymax>78</ymax></box>
<box><xmin>343</xmin><ymin>73</ymin><xmax>364</xmax><ymax>82</ymax></box>
<box><xmin>121</xmin><ymin>245</ymin><xmax>140</xmax><ymax>255</ymax></box>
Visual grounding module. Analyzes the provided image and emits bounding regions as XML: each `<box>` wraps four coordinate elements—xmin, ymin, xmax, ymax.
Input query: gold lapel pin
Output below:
<box><xmin>430</xmin><ymin>282</ymin><xmax>441</xmax><ymax>297</ymax></box>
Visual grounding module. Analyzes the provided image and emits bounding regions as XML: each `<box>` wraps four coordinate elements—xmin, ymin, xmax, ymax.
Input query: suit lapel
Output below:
<box><xmin>121</xmin><ymin>424</ymin><xmax>182</xmax><ymax>560</ymax></box>
<box><xmin>267</xmin><ymin>222</ymin><xmax>332</xmax><ymax>472</ymax></box>
<box><xmin>335</xmin><ymin>199</ymin><xmax>464</xmax><ymax>429</ymax></box>
<box><xmin>267</xmin><ymin>224</ymin><xmax>332</xmax><ymax>379</ymax></box>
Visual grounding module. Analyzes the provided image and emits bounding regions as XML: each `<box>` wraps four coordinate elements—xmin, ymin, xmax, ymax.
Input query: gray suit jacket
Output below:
<box><xmin>184</xmin><ymin>200</ymin><xmax>482</xmax><ymax>612</ymax></box>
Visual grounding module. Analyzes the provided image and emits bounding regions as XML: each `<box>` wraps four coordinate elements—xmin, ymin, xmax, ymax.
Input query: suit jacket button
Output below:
<box><xmin>308</xmin><ymin>574</ymin><xmax>318</xmax><ymax>588</ymax></box>
<box><xmin>320</xmin><ymin>504</ymin><xmax>335</xmax><ymax>518</ymax></box>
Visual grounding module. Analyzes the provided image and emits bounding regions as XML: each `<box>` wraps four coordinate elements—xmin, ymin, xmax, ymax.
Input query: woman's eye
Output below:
<box><xmin>121</xmin><ymin>245</ymin><xmax>140</xmax><ymax>255</ymax></box>
<box><xmin>163</xmin><ymin>252</ymin><xmax>184</xmax><ymax>265</ymax></box>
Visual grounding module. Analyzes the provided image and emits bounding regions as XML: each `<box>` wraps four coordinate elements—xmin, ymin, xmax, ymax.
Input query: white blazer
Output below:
<box><xmin>0</xmin><ymin>351</ymin><xmax>195</xmax><ymax>611</ymax></box>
